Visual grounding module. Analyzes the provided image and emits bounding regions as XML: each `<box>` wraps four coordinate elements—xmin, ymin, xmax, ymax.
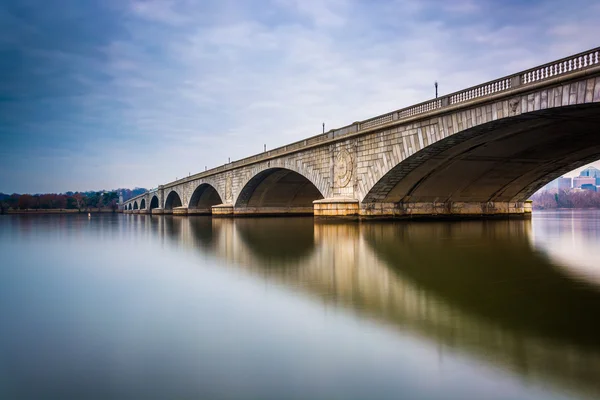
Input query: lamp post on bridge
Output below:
<box><xmin>435</xmin><ymin>81</ymin><xmax>438</xmax><ymax>98</ymax></box>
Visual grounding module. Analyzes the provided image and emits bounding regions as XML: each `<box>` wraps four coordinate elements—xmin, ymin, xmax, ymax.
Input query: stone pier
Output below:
<box><xmin>173</xmin><ymin>207</ymin><xmax>188</xmax><ymax>216</ymax></box>
<box><xmin>212</xmin><ymin>204</ymin><xmax>234</xmax><ymax>217</ymax></box>
<box><xmin>360</xmin><ymin>201</ymin><xmax>533</xmax><ymax>219</ymax></box>
<box><xmin>314</xmin><ymin>198</ymin><xmax>359</xmax><ymax>218</ymax></box>
<box><xmin>233</xmin><ymin>207</ymin><xmax>314</xmax><ymax>216</ymax></box>
<box><xmin>187</xmin><ymin>208</ymin><xmax>212</xmax><ymax>215</ymax></box>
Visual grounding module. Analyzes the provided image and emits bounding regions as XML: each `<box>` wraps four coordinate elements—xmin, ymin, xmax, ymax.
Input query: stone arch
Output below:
<box><xmin>188</xmin><ymin>183</ymin><xmax>223</xmax><ymax>214</ymax></box>
<box><xmin>361</xmin><ymin>100</ymin><xmax>600</xmax><ymax>208</ymax></box>
<box><xmin>149</xmin><ymin>195</ymin><xmax>159</xmax><ymax>209</ymax></box>
<box><xmin>164</xmin><ymin>190</ymin><xmax>183</xmax><ymax>210</ymax></box>
<box><xmin>133</xmin><ymin>201</ymin><xmax>139</xmax><ymax>210</ymax></box>
<box><xmin>140</xmin><ymin>198</ymin><xmax>146</xmax><ymax>209</ymax></box>
<box><xmin>128</xmin><ymin>203</ymin><xmax>132</xmax><ymax>210</ymax></box>
<box><xmin>233</xmin><ymin>160</ymin><xmax>329</xmax><ymax>206</ymax></box>
<box><xmin>234</xmin><ymin>167</ymin><xmax>325</xmax><ymax>214</ymax></box>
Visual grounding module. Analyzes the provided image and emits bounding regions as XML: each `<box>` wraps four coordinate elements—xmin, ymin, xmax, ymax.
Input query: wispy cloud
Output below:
<box><xmin>130</xmin><ymin>0</ymin><xmax>191</xmax><ymax>26</ymax></box>
<box><xmin>1</xmin><ymin>0</ymin><xmax>599</xmax><ymax>193</ymax></box>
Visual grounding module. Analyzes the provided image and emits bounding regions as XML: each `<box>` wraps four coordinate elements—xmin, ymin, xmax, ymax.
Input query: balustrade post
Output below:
<box><xmin>441</xmin><ymin>96</ymin><xmax>449</xmax><ymax>107</ymax></box>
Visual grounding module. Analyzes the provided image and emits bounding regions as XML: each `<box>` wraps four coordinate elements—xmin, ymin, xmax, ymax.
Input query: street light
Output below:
<box><xmin>435</xmin><ymin>81</ymin><xmax>438</xmax><ymax>98</ymax></box>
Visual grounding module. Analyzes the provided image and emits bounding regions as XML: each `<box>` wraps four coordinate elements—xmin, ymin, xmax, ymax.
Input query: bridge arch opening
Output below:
<box><xmin>189</xmin><ymin>184</ymin><xmax>222</xmax><ymax>214</ymax></box>
<box><xmin>140</xmin><ymin>199</ymin><xmax>146</xmax><ymax>209</ymax></box>
<box><xmin>150</xmin><ymin>195</ymin><xmax>159</xmax><ymax>210</ymax></box>
<box><xmin>235</xmin><ymin>168</ymin><xmax>324</xmax><ymax>215</ymax></box>
<box><xmin>361</xmin><ymin>104</ymin><xmax>600</xmax><ymax>213</ymax></box>
<box><xmin>128</xmin><ymin>203</ymin><xmax>132</xmax><ymax>210</ymax></box>
<box><xmin>164</xmin><ymin>190</ymin><xmax>182</xmax><ymax>211</ymax></box>
<box><xmin>133</xmin><ymin>201</ymin><xmax>139</xmax><ymax>210</ymax></box>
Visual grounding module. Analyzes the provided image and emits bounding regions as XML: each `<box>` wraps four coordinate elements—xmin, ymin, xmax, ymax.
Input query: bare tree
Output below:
<box><xmin>73</xmin><ymin>193</ymin><xmax>85</xmax><ymax>211</ymax></box>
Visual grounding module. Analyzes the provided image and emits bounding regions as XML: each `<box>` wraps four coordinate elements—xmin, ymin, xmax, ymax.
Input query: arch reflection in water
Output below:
<box><xmin>152</xmin><ymin>215</ymin><xmax>600</xmax><ymax>399</ymax></box>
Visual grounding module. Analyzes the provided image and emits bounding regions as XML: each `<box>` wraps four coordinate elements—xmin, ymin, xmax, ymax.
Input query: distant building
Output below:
<box><xmin>542</xmin><ymin>176</ymin><xmax>571</xmax><ymax>192</ymax></box>
<box><xmin>573</xmin><ymin>176</ymin><xmax>596</xmax><ymax>189</ymax></box>
<box><xmin>577</xmin><ymin>167</ymin><xmax>600</xmax><ymax>186</ymax></box>
<box><xmin>557</xmin><ymin>177</ymin><xmax>572</xmax><ymax>191</ymax></box>
<box><xmin>580</xmin><ymin>166</ymin><xmax>600</xmax><ymax>178</ymax></box>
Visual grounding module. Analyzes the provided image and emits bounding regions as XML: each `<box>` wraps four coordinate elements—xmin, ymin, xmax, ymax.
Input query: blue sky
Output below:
<box><xmin>0</xmin><ymin>0</ymin><xmax>599</xmax><ymax>194</ymax></box>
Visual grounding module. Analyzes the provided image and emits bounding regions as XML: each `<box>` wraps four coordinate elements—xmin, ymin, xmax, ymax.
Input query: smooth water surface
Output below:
<box><xmin>1</xmin><ymin>211</ymin><xmax>600</xmax><ymax>400</ymax></box>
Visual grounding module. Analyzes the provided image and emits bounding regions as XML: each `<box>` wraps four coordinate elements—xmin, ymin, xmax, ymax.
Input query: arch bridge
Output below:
<box><xmin>124</xmin><ymin>47</ymin><xmax>600</xmax><ymax>219</ymax></box>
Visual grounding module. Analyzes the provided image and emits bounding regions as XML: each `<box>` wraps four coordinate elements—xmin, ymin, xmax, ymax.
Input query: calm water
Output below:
<box><xmin>1</xmin><ymin>211</ymin><xmax>600</xmax><ymax>400</ymax></box>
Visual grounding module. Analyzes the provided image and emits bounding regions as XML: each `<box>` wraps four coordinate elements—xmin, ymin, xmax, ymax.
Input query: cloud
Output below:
<box><xmin>274</xmin><ymin>0</ymin><xmax>348</xmax><ymax>28</ymax></box>
<box><xmin>130</xmin><ymin>0</ymin><xmax>191</xmax><ymax>26</ymax></box>
<box><xmin>1</xmin><ymin>0</ymin><xmax>600</xmax><ymax>193</ymax></box>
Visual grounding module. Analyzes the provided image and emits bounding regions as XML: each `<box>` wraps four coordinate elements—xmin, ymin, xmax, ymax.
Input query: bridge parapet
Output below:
<box><xmin>521</xmin><ymin>50</ymin><xmax>600</xmax><ymax>84</ymax></box>
<box><xmin>360</xmin><ymin>47</ymin><xmax>599</xmax><ymax>128</ymax></box>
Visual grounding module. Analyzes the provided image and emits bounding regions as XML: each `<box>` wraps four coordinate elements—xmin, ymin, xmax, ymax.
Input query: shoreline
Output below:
<box><xmin>1</xmin><ymin>209</ymin><xmax>123</xmax><ymax>215</ymax></box>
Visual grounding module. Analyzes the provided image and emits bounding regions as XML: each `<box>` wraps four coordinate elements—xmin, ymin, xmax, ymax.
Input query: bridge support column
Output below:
<box><xmin>133</xmin><ymin>209</ymin><xmax>140</xmax><ymax>214</ymax></box>
<box><xmin>212</xmin><ymin>204</ymin><xmax>234</xmax><ymax>217</ymax></box>
<box><xmin>187</xmin><ymin>208</ymin><xmax>212</xmax><ymax>215</ymax></box>
<box><xmin>361</xmin><ymin>201</ymin><xmax>532</xmax><ymax>219</ymax></box>
<box><xmin>173</xmin><ymin>207</ymin><xmax>188</xmax><ymax>216</ymax></box>
<box><xmin>139</xmin><ymin>209</ymin><xmax>150</xmax><ymax>214</ymax></box>
<box><xmin>151</xmin><ymin>208</ymin><xmax>165</xmax><ymax>215</ymax></box>
<box><xmin>524</xmin><ymin>200</ymin><xmax>533</xmax><ymax>218</ymax></box>
<box><xmin>314</xmin><ymin>198</ymin><xmax>360</xmax><ymax>218</ymax></box>
<box><xmin>234</xmin><ymin>207</ymin><xmax>314</xmax><ymax>216</ymax></box>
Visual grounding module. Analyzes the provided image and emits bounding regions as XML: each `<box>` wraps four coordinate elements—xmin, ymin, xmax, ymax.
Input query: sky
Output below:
<box><xmin>0</xmin><ymin>0</ymin><xmax>599</xmax><ymax>194</ymax></box>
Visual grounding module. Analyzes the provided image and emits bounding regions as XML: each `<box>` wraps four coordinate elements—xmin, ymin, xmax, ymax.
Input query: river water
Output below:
<box><xmin>1</xmin><ymin>210</ymin><xmax>600</xmax><ymax>400</ymax></box>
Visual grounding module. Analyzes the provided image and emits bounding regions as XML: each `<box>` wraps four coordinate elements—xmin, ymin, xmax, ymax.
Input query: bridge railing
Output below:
<box><xmin>449</xmin><ymin>77</ymin><xmax>512</xmax><ymax>104</ymax></box>
<box><xmin>521</xmin><ymin>49</ymin><xmax>599</xmax><ymax>84</ymax></box>
<box><xmin>161</xmin><ymin>46</ymin><xmax>600</xmax><ymax>189</ymax></box>
<box><xmin>357</xmin><ymin>47</ymin><xmax>600</xmax><ymax>129</ymax></box>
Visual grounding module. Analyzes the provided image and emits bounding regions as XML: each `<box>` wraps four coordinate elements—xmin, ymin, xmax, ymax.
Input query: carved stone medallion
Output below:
<box><xmin>509</xmin><ymin>97</ymin><xmax>520</xmax><ymax>115</ymax></box>
<box><xmin>335</xmin><ymin>149</ymin><xmax>353</xmax><ymax>188</ymax></box>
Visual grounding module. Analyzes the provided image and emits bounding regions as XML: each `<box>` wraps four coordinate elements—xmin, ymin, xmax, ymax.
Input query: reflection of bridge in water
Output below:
<box><xmin>127</xmin><ymin>215</ymin><xmax>600</xmax><ymax>398</ymax></box>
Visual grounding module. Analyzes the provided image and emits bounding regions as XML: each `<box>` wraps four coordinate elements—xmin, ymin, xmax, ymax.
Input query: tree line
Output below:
<box><xmin>0</xmin><ymin>188</ymin><xmax>147</xmax><ymax>213</ymax></box>
<box><xmin>531</xmin><ymin>190</ymin><xmax>600</xmax><ymax>209</ymax></box>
